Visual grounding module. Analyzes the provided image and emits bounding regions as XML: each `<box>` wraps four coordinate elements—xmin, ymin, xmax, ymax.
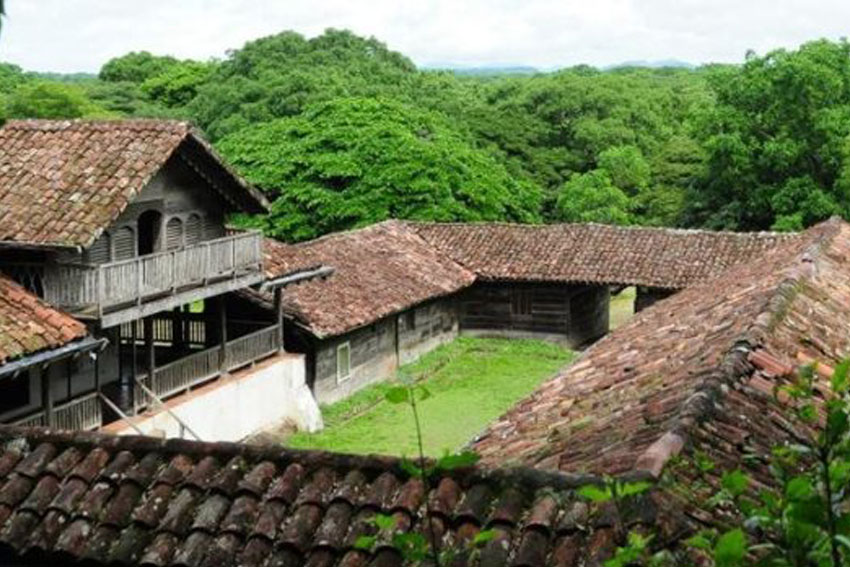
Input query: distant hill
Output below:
<box><xmin>28</xmin><ymin>71</ymin><xmax>98</xmax><ymax>83</ymax></box>
<box><xmin>422</xmin><ymin>64</ymin><xmax>539</xmax><ymax>76</ymax></box>
<box><xmin>604</xmin><ymin>59</ymin><xmax>695</xmax><ymax>70</ymax></box>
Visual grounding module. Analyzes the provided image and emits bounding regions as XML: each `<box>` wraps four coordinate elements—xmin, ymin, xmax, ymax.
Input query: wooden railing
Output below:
<box><xmin>135</xmin><ymin>324</ymin><xmax>281</xmax><ymax>412</ymax></box>
<box><xmin>120</xmin><ymin>313</ymin><xmax>207</xmax><ymax>347</ymax></box>
<box><xmin>225</xmin><ymin>325</ymin><xmax>282</xmax><ymax>371</ymax></box>
<box><xmin>11</xmin><ymin>392</ymin><xmax>102</xmax><ymax>431</ymax></box>
<box><xmin>42</xmin><ymin>230</ymin><xmax>263</xmax><ymax>312</ymax></box>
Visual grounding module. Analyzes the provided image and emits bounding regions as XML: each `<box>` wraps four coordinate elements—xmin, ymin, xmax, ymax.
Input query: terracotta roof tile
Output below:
<box><xmin>264</xmin><ymin>220</ymin><xmax>794</xmax><ymax>337</ymax></box>
<box><xmin>0</xmin><ymin>274</ymin><xmax>87</xmax><ymax>365</ymax></box>
<box><xmin>0</xmin><ymin>119</ymin><xmax>267</xmax><ymax>249</ymax></box>
<box><xmin>263</xmin><ymin>221</ymin><xmax>476</xmax><ymax>337</ymax></box>
<box><xmin>471</xmin><ymin>218</ymin><xmax>849</xmax><ymax>493</ymax></box>
<box><xmin>411</xmin><ymin>221</ymin><xmax>794</xmax><ymax>288</ymax></box>
<box><xmin>0</xmin><ymin>427</ymin><xmax>689</xmax><ymax>567</ymax></box>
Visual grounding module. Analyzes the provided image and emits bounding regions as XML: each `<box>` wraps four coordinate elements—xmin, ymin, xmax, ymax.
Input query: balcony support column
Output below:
<box><xmin>218</xmin><ymin>295</ymin><xmax>228</xmax><ymax>372</ymax></box>
<box><xmin>172</xmin><ymin>306</ymin><xmax>185</xmax><ymax>354</ymax></box>
<box><xmin>144</xmin><ymin>316</ymin><xmax>155</xmax><ymax>395</ymax></box>
<box><xmin>274</xmin><ymin>287</ymin><xmax>285</xmax><ymax>353</ymax></box>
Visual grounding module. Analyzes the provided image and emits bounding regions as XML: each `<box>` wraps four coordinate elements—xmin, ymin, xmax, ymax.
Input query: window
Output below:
<box><xmin>337</xmin><ymin>342</ymin><xmax>351</xmax><ymax>383</ymax></box>
<box><xmin>165</xmin><ymin>217</ymin><xmax>184</xmax><ymax>251</ymax></box>
<box><xmin>511</xmin><ymin>289</ymin><xmax>533</xmax><ymax>316</ymax></box>
<box><xmin>404</xmin><ymin>310</ymin><xmax>416</xmax><ymax>331</ymax></box>
<box><xmin>113</xmin><ymin>226</ymin><xmax>136</xmax><ymax>260</ymax></box>
<box><xmin>85</xmin><ymin>232</ymin><xmax>111</xmax><ymax>264</ymax></box>
<box><xmin>186</xmin><ymin>213</ymin><xmax>203</xmax><ymax>246</ymax></box>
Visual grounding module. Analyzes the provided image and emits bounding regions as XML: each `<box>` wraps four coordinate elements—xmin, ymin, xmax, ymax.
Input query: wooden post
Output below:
<box><xmin>94</xmin><ymin>348</ymin><xmax>101</xmax><ymax>393</ymax></box>
<box><xmin>218</xmin><ymin>296</ymin><xmax>228</xmax><ymax>372</ymax></box>
<box><xmin>130</xmin><ymin>320</ymin><xmax>138</xmax><ymax>415</ymax></box>
<box><xmin>41</xmin><ymin>366</ymin><xmax>54</xmax><ymax>428</ymax></box>
<box><xmin>274</xmin><ymin>287</ymin><xmax>285</xmax><ymax>352</ymax></box>
<box><xmin>144</xmin><ymin>316</ymin><xmax>155</xmax><ymax>395</ymax></box>
<box><xmin>173</xmin><ymin>306</ymin><xmax>185</xmax><ymax>354</ymax></box>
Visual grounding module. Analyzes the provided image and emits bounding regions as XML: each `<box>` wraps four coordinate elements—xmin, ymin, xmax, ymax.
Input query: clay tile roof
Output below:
<box><xmin>0</xmin><ymin>119</ymin><xmax>268</xmax><ymax>249</ymax></box>
<box><xmin>264</xmin><ymin>220</ymin><xmax>795</xmax><ymax>337</ymax></box>
<box><xmin>0</xmin><ymin>274</ymin><xmax>87</xmax><ymax>365</ymax></box>
<box><xmin>0</xmin><ymin>426</ymin><xmax>693</xmax><ymax>567</ymax></box>
<box><xmin>470</xmin><ymin>218</ymin><xmax>848</xmax><ymax>485</ymax></box>
<box><xmin>264</xmin><ymin>221</ymin><xmax>476</xmax><ymax>338</ymax></box>
<box><xmin>410</xmin><ymin>221</ymin><xmax>795</xmax><ymax>288</ymax></box>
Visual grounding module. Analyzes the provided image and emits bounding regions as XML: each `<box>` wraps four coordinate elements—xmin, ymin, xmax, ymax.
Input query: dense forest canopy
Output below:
<box><xmin>3</xmin><ymin>30</ymin><xmax>850</xmax><ymax>239</ymax></box>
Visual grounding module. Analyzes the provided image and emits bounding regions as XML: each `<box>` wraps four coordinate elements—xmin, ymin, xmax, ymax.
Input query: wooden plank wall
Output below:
<box><xmin>458</xmin><ymin>281</ymin><xmax>609</xmax><ymax>346</ymax></box>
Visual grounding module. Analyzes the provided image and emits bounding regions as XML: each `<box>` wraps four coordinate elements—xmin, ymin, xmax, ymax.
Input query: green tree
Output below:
<box><xmin>218</xmin><ymin>97</ymin><xmax>542</xmax><ymax>241</ymax></box>
<box><xmin>555</xmin><ymin>169</ymin><xmax>632</xmax><ymax>225</ymax></box>
<box><xmin>187</xmin><ymin>29</ymin><xmax>419</xmax><ymax>140</ymax></box>
<box><xmin>690</xmin><ymin>39</ymin><xmax>850</xmax><ymax>230</ymax></box>
<box><xmin>141</xmin><ymin>60</ymin><xmax>216</xmax><ymax>108</ymax></box>
<box><xmin>5</xmin><ymin>82</ymin><xmax>109</xmax><ymax>119</ymax></box>
<box><xmin>598</xmin><ymin>145</ymin><xmax>651</xmax><ymax>194</ymax></box>
<box><xmin>99</xmin><ymin>51</ymin><xmax>179</xmax><ymax>83</ymax></box>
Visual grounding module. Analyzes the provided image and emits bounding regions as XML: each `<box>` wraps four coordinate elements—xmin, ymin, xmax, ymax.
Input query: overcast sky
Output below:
<box><xmin>0</xmin><ymin>0</ymin><xmax>847</xmax><ymax>73</ymax></box>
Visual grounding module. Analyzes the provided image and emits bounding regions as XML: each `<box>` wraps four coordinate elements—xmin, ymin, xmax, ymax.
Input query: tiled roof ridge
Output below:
<box><xmin>2</xmin><ymin>118</ymin><xmax>193</xmax><ymax>133</ymax></box>
<box><xmin>288</xmin><ymin>219</ymin><xmax>412</xmax><ymax>250</ymax></box>
<box><xmin>0</xmin><ymin>425</ymin><xmax>637</xmax><ymax>493</ymax></box>
<box><xmin>402</xmin><ymin>219</ymin><xmax>797</xmax><ymax>240</ymax></box>
<box><xmin>632</xmin><ymin>217</ymin><xmax>844</xmax><ymax>479</ymax></box>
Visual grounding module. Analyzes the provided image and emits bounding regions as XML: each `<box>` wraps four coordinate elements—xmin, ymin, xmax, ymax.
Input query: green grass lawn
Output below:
<box><xmin>610</xmin><ymin>286</ymin><xmax>636</xmax><ymax>330</ymax></box>
<box><xmin>286</xmin><ymin>337</ymin><xmax>574</xmax><ymax>458</ymax></box>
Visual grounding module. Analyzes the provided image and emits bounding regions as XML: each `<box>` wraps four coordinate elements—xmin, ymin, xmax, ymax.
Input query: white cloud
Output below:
<box><xmin>0</xmin><ymin>0</ymin><xmax>848</xmax><ymax>73</ymax></box>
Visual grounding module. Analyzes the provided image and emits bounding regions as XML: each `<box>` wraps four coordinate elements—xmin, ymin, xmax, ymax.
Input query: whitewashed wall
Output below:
<box><xmin>110</xmin><ymin>353</ymin><xmax>322</xmax><ymax>442</ymax></box>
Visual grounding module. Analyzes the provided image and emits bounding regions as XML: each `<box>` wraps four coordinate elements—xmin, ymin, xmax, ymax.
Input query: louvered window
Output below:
<box><xmin>113</xmin><ymin>226</ymin><xmax>136</xmax><ymax>260</ymax></box>
<box><xmin>85</xmin><ymin>233</ymin><xmax>111</xmax><ymax>264</ymax></box>
<box><xmin>186</xmin><ymin>214</ymin><xmax>203</xmax><ymax>246</ymax></box>
<box><xmin>166</xmin><ymin>217</ymin><xmax>184</xmax><ymax>250</ymax></box>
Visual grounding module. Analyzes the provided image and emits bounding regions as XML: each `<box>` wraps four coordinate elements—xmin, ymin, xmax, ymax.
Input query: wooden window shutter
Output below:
<box><xmin>166</xmin><ymin>217</ymin><xmax>184</xmax><ymax>250</ymax></box>
<box><xmin>113</xmin><ymin>226</ymin><xmax>136</xmax><ymax>260</ymax></box>
<box><xmin>186</xmin><ymin>214</ymin><xmax>203</xmax><ymax>246</ymax></box>
<box><xmin>85</xmin><ymin>232</ymin><xmax>111</xmax><ymax>264</ymax></box>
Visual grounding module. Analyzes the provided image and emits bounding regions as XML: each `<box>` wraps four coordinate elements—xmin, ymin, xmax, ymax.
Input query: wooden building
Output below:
<box><xmin>0</xmin><ymin>120</ymin><xmax>318</xmax><ymax>439</ymax></box>
<box><xmin>261</xmin><ymin>220</ymin><xmax>791</xmax><ymax>404</ymax></box>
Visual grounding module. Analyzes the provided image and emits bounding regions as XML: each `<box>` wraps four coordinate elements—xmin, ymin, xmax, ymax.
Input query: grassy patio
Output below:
<box><xmin>285</xmin><ymin>337</ymin><xmax>574</xmax><ymax>458</ymax></box>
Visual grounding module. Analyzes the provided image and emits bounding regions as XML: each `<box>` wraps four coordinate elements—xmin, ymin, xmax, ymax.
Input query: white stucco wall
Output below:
<box><xmin>109</xmin><ymin>353</ymin><xmax>322</xmax><ymax>442</ymax></box>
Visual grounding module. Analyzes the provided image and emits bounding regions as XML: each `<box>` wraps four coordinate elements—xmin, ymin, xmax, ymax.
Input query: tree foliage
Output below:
<box><xmin>218</xmin><ymin>97</ymin><xmax>541</xmax><ymax>241</ymax></box>
<box><xmin>4</xmin><ymin>81</ymin><xmax>109</xmax><ymax>119</ymax></box>
<box><xmin>99</xmin><ymin>51</ymin><xmax>179</xmax><ymax>83</ymax></box>
<box><xmin>689</xmin><ymin>40</ymin><xmax>850</xmax><ymax>230</ymax></box>
<box><xmin>4</xmin><ymin>30</ymin><xmax>850</xmax><ymax>237</ymax></box>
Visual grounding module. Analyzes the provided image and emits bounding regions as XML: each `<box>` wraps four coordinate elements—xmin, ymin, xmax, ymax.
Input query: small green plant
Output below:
<box><xmin>355</xmin><ymin>370</ymin><xmax>494</xmax><ymax>565</ymax></box>
<box><xmin>576</xmin><ymin>476</ymin><xmax>673</xmax><ymax>566</ymax></box>
<box><xmin>693</xmin><ymin>359</ymin><xmax>850</xmax><ymax>566</ymax></box>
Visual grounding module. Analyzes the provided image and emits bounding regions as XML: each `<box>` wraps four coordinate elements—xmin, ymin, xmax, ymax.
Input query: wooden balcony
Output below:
<box><xmin>42</xmin><ymin>230</ymin><xmax>265</xmax><ymax>327</ymax></box>
<box><xmin>133</xmin><ymin>324</ymin><xmax>282</xmax><ymax>412</ymax></box>
<box><xmin>7</xmin><ymin>325</ymin><xmax>282</xmax><ymax>432</ymax></box>
<box><xmin>11</xmin><ymin>392</ymin><xmax>102</xmax><ymax>431</ymax></box>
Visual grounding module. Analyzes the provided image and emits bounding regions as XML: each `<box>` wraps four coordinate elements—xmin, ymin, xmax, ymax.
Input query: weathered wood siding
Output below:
<box><xmin>397</xmin><ymin>298</ymin><xmax>459</xmax><ymax>365</ymax></box>
<box><xmin>458</xmin><ymin>282</ymin><xmax>609</xmax><ymax>347</ymax></box>
<box><xmin>287</xmin><ymin>299</ymin><xmax>459</xmax><ymax>404</ymax></box>
<box><xmin>312</xmin><ymin>318</ymin><xmax>397</xmax><ymax>404</ymax></box>
<box><xmin>60</xmin><ymin>156</ymin><xmax>229</xmax><ymax>265</ymax></box>
<box><xmin>286</xmin><ymin>283</ymin><xmax>609</xmax><ymax>405</ymax></box>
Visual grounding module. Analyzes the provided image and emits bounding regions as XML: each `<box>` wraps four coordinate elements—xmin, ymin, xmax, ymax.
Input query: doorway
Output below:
<box><xmin>137</xmin><ymin>210</ymin><xmax>162</xmax><ymax>256</ymax></box>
